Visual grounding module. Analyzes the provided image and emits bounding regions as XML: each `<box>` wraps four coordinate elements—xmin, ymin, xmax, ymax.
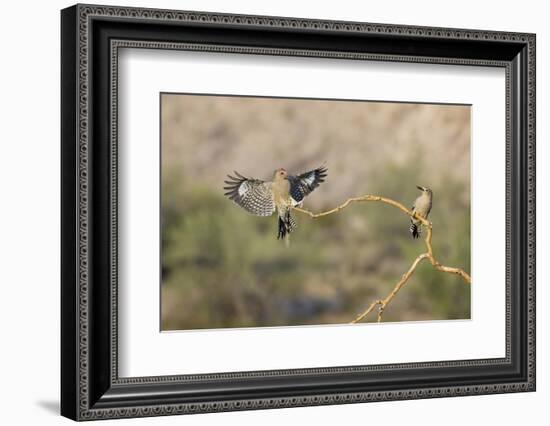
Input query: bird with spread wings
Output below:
<box><xmin>224</xmin><ymin>165</ymin><xmax>328</xmax><ymax>241</ymax></box>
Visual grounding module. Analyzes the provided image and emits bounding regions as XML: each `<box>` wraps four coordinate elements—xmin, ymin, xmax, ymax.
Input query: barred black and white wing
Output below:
<box><xmin>409</xmin><ymin>205</ymin><xmax>420</xmax><ymax>239</ymax></box>
<box><xmin>224</xmin><ymin>172</ymin><xmax>275</xmax><ymax>216</ymax></box>
<box><xmin>288</xmin><ymin>165</ymin><xmax>328</xmax><ymax>205</ymax></box>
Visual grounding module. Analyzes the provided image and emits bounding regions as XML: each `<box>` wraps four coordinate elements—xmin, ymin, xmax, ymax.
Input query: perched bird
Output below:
<box><xmin>224</xmin><ymin>165</ymin><xmax>328</xmax><ymax>241</ymax></box>
<box><xmin>409</xmin><ymin>185</ymin><xmax>433</xmax><ymax>239</ymax></box>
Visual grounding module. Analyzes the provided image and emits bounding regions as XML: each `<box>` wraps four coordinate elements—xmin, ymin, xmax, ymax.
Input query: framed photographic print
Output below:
<box><xmin>61</xmin><ymin>4</ymin><xmax>536</xmax><ymax>421</ymax></box>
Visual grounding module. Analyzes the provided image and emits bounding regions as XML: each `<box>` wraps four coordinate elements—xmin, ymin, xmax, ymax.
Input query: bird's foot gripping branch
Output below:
<box><xmin>291</xmin><ymin>195</ymin><xmax>471</xmax><ymax>324</ymax></box>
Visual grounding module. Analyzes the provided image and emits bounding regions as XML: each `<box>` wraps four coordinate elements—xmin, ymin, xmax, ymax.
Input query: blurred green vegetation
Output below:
<box><xmin>161</xmin><ymin>154</ymin><xmax>471</xmax><ymax>330</ymax></box>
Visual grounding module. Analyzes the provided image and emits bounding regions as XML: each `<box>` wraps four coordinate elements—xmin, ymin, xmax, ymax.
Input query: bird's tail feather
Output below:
<box><xmin>409</xmin><ymin>222</ymin><xmax>420</xmax><ymax>239</ymax></box>
<box><xmin>277</xmin><ymin>211</ymin><xmax>297</xmax><ymax>242</ymax></box>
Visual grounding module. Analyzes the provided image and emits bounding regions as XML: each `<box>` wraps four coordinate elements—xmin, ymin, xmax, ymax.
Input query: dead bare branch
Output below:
<box><xmin>291</xmin><ymin>194</ymin><xmax>471</xmax><ymax>323</ymax></box>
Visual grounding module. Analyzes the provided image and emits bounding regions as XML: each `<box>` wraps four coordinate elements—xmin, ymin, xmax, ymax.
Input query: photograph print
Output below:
<box><xmin>160</xmin><ymin>93</ymin><xmax>471</xmax><ymax>331</ymax></box>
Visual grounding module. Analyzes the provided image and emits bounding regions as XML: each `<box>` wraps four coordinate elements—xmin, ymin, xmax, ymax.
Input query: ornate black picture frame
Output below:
<box><xmin>61</xmin><ymin>4</ymin><xmax>536</xmax><ymax>421</ymax></box>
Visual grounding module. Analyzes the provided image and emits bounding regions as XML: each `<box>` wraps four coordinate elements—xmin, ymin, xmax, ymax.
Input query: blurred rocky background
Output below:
<box><xmin>161</xmin><ymin>94</ymin><xmax>471</xmax><ymax>330</ymax></box>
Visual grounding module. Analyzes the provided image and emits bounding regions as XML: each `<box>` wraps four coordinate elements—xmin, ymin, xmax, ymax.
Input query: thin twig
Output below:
<box><xmin>292</xmin><ymin>194</ymin><xmax>471</xmax><ymax>323</ymax></box>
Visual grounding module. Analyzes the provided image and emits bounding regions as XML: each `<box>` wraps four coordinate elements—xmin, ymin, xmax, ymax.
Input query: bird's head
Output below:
<box><xmin>274</xmin><ymin>168</ymin><xmax>288</xmax><ymax>179</ymax></box>
<box><xmin>416</xmin><ymin>185</ymin><xmax>432</xmax><ymax>195</ymax></box>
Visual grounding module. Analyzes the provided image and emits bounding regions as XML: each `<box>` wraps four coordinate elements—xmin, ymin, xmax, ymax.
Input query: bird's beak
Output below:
<box><xmin>416</xmin><ymin>185</ymin><xmax>425</xmax><ymax>191</ymax></box>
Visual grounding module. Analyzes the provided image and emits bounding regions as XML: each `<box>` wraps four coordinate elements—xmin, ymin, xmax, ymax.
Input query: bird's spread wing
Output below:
<box><xmin>224</xmin><ymin>172</ymin><xmax>275</xmax><ymax>216</ymax></box>
<box><xmin>288</xmin><ymin>165</ymin><xmax>328</xmax><ymax>204</ymax></box>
